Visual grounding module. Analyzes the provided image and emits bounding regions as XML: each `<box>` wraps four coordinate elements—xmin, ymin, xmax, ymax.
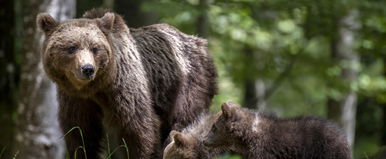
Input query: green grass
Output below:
<box><xmin>62</xmin><ymin>126</ymin><xmax>88</xmax><ymax>159</ymax></box>
<box><xmin>12</xmin><ymin>125</ymin><xmax>375</xmax><ymax>159</ymax></box>
<box><xmin>0</xmin><ymin>146</ymin><xmax>5</xmax><ymax>159</ymax></box>
<box><xmin>213</xmin><ymin>153</ymin><xmax>242</xmax><ymax>159</ymax></box>
<box><xmin>63</xmin><ymin>126</ymin><xmax>130</xmax><ymax>159</ymax></box>
<box><xmin>354</xmin><ymin>137</ymin><xmax>381</xmax><ymax>159</ymax></box>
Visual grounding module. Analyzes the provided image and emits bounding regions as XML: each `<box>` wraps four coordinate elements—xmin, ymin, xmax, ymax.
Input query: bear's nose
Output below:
<box><xmin>81</xmin><ymin>64</ymin><xmax>95</xmax><ymax>77</ymax></box>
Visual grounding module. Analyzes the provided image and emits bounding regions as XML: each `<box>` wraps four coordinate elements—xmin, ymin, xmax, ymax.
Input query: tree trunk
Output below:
<box><xmin>241</xmin><ymin>45</ymin><xmax>267</xmax><ymax>110</ymax></box>
<box><xmin>327</xmin><ymin>9</ymin><xmax>359</xmax><ymax>148</ymax></box>
<box><xmin>381</xmin><ymin>73</ymin><xmax>386</xmax><ymax>145</ymax></box>
<box><xmin>114</xmin><ymin>0</ymin><xmax>158</xmax><ymax>27</ymax></box>
<box><xmin>0</xmin><ymin>0</ymin><xmax>17</xmax><ymax>157</ymax></box>
<box><xmin>196</xmin><ymin>0</ymin><xmax>209</xmax><ymax>38</ymax></box>
<box><xmin>381</xmin><ymin>103</ymin><xmax>386</xmax><ymax>145</ymax></box>
<box><xmin>103</xmin><ymin>0</ymin><xmax>114</xmax><ymax>9</ymax></box>
<box><xmin>243</xmin><ymin>79</ymin><xmax>258</xmax><ymax>109</ymax></box>
<box><xmin>14</xmin><ymin>0</ymin><xmax>76</xmax><ymax>158</ymax></box>
<box><xmin>76</xmin><ymin>0</ymin><xmax>102</xmax><ymax>17</ymax></box>
<box><xmin>243</xmin><ymin>79</ymin><xmax>267</xmax><ymax>110</ymax></box>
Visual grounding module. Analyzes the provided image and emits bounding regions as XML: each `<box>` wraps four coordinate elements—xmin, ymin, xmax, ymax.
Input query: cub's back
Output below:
<box><xmin>270</xmin><ymin>116</ymin><xmax>351</xmax><ymax>159</ymax></box>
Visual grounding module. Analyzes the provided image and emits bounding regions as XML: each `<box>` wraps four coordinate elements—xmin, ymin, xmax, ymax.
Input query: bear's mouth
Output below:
<box><xmin>77</xmin><ymin>72</ymin><xmax>96</xmax><ymax>81</ymax></box>
<box><xmin>66</xmin><ymin>70</ymin><xmax>96</xmax><ymax>90</ymax></box>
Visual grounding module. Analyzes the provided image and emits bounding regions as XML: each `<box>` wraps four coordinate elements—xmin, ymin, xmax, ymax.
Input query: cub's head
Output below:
<box><xmin>163</xmin><ymin>130</ymin><xmax>206</xmax><ymax>159</ymax></box>
<box><xmin>204</xmin><ymin>101</ymin><xmax>250</xmax><ymax>148</ymax></box>
<box><xmin>36</xmin><ymin>12</ymin><xmax>118</xmax><ymax>94</ymax></box>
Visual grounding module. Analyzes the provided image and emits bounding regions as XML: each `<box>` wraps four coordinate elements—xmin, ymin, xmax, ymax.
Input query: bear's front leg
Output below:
<box><xmin>58</xmin><ymin>92</ymin><xmax>104</xmax><ymax>159</ymax></box>
<box><xmin>120</xmin><ymin>109</ymin><xmax>162</xmax><ymax>159</ymax></box>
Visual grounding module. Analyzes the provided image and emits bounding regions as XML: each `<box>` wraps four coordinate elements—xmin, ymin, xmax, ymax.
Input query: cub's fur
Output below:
<box><xmin>36</xmin><ymin>9</ymin><xmax>216</xmax><ymax>159</ymax></box>
<box><xmin>204</xmin><ymin>101</ymin><xmax>352</xmax><ymax>159</ymax></box>
<box><xmin>163</xmin><ymin>114</ymin><xmax>224</xmax><ymax>159</ymax></box>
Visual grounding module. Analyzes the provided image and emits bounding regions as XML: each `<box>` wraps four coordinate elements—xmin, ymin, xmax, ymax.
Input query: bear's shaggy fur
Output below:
<box><xmin>36</xmin><ymin>9</ymin><xmax>217</xmax><ymax>159</ymax></box>
<box><xmin>163</xmin><ymin>113</ymin><xmax>224</xmax><ymax>159</ymax></box>
<box><xmin>204</xmin><ymin>101</ymin><xmax>352</xmax><ymax>159</ymax></box>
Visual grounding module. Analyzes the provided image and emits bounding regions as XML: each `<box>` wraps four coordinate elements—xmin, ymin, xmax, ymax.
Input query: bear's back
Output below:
<box><xmin>130</xmin><ymin>23</ymin><xmax>217</xmax><ymax>128</ymax></box>
<box><xmin>130</xmin><ymin>25</ymin><xmax>184</xmax><ymax>116</ymax></box>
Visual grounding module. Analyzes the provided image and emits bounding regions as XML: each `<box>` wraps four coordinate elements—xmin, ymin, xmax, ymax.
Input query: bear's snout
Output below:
<box><xmin>80</xmin><ymin>64</ymin><xmax>95</xmax><ymax>79</ymax></box>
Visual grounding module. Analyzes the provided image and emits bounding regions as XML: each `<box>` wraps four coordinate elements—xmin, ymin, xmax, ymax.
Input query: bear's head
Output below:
<box><xmin>204</xmin><ymin>101</ymin><xmax>251</xmax><ymax>148</ymax></box>
<box><xmin>36</xmin><ymin>12</ymin><xmax>118</xmax><ymax>96</ymax></box>
<box><xmin>163</xmin><ymin>130</ymin><xmax>207</xmax><ymax>159</ymax></box>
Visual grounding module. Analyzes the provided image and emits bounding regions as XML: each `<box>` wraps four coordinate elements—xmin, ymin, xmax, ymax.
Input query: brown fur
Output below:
<box><xmin>163</xmin><ymin>114</ymin><xmax>224</xmax><ymax>159</ymax></box>
<box><xmin>37</xmin><ymin>9</ymin><xmax>217</xmax><ymax>159</ymax></box>
<box><xmin>204</xmin><ymin>101</ymin><xmax>352</xmax><ymax>159</ymax></box>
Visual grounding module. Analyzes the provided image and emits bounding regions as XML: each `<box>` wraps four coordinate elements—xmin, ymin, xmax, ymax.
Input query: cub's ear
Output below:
<box><xmin>36</xmin><ymin>13</ymin><xmax>59</xmax><ymax>35</ymax></box>
<box><xmin>169</xmin><ymin>130</ymin><xmax>179</xmax><ymax>138</ymax></box>
<box><xmin>97</xmin><ymin>12</ymin><xmax>115</xmax><ymax>34</ymax></box>
<box><xmin>172</xmin><ymin>131</ymin><xmax>188</xmax><ymax>147</ymax></box>
<box><xmin>221</xmin><ymin>101</ymin><xmax>242</xmax><ymax>121</ymax></box>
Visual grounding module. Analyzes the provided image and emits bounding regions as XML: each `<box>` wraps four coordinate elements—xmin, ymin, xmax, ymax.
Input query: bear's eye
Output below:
<box><xmin>67</xmin><ymin>46</ymin><xmax>77</xmax><ymax>54</ymax></box>
<box><xmin>91</xmin><ymin>47</ymin><xmax>98</xmax><ymax>54</ymax></box>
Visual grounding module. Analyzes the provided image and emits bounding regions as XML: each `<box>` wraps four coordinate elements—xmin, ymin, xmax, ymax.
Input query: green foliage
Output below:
<box><xmin>144</xmin><ymin>0</ymin><xmax>386</xmax><ymax>158</ymax></box>
<box><xmin>213</xmin><ymin>153</ymin><xmax>242</xmax><ymax>159</ymax></box>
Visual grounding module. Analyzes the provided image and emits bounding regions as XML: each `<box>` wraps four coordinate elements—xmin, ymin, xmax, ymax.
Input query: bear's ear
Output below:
<box><xmin>172</xmin><ymin>131</ymin><xmax>188</xmax><ymax>147</ymax></box>
<box><xmin>36</xmin><ymin>13</ymin><xmax>59</xmax><ymax>35</ymax></box>
<box><xmin>97</xmin><ymin>12</ymin><xmax>115</xmax><ymax>34</ymax></box>
<box><xmin>221</xmin><ymin>101</ymin><xmax>242</xmax><ymax>121</ymax></box>
<box><xmin>169</xmin><ymin>130</ymin><xmax>179</xmax><ymax>138</ymax></box>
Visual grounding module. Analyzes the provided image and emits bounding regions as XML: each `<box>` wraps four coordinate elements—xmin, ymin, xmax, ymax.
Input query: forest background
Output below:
<box><xmin>0</xmin><ymin>0</ymin><xmax>386</xmax><ymax>158</ymax></box>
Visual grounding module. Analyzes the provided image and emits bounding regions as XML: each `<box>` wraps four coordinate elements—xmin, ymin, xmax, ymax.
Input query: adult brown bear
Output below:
<box><xmin>36</xmin><ymin>9</ymin><xmax>217</xmax><ymax>159</ymax></box>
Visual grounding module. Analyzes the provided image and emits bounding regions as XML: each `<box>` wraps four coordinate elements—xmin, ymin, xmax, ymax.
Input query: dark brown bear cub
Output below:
<box><xmin>163</xmin><ymin>114</ymin><xmax>224</xmax><ymax>159</ymax></box>
<box><xmin>204</xmin><ymin>101</ymin><xmax>352</xmax><ymax>159</ymax></box>
<box><xmin>36</xmin><ymin>9</ymin><xmax>217</xmax><ymax>159</ymax></box>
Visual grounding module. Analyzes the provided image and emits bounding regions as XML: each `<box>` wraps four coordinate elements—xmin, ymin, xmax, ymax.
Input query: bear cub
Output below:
<box><xmin>204</xmin><ymin>101</ymin><xmax>352</xmax><ymax>159</ymax></box>
<box><xmin>163</xmin><ymin>114</ymin><xmax>225</xmax><ymax>159</ymax></box>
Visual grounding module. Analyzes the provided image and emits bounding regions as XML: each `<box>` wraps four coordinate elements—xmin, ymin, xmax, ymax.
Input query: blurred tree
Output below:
<box><xmin>103</xmin><ymin>0</ymin><xmax>114</xmax><ymax>9</ymax></box>
<box><xmin>382</xmin><ymin>103</ymin><xmax>386</xmax><ymax>145</ymax></box>
<box><xmin>241</xmin><ymin>44</ymin><xmax>259</xmax><ymax>109</ymax></box>
<box><xmin>14</xmin><ymin>0</ymin><xmax>76</xmax><ymax>158</ymax></box>
<box><xmin>196</xmin><ymin>0</ymin><xmax>209</xmax><ymax>38</ymax></box>
<box><xmin>76</xmin><ymin>0</ymin><xmax>103</xmax><ymax>17</ymax></box>
<box><xmin>327</xmin><ymin>9</ymin><xmax>360</xmax><ymax>147</ymax></box>
<box><xmin>242</xmin><ymin>46</ymin><xmax>268</xmax><ymax>110</ymax></box>
<box><xmin>0</xmin><ymin>0</ymin><xmax>18</xmax><ymax>157</ymax></box>
<box><xmin>115</xmin><ymin>0</ymin><xmax>158</xmax><ymax>27</ymax></box>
